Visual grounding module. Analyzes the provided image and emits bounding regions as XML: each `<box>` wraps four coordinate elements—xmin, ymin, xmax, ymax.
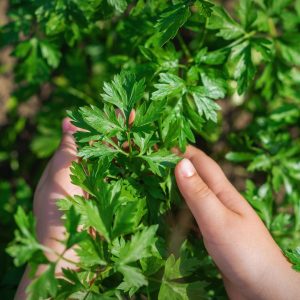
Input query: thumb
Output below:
<box><xmin>175</xmin><ymin>158</ymin><xmax>232</xmax><ymax>237</ymax></box>
<box><xmin>48</xmin><ymin>117</ymin><xmax>78</xmax><ymax>174</ymax></box>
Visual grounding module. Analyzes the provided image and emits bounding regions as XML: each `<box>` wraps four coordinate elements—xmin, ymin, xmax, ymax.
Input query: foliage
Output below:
<box><xmin>1</xmin><ymin>0</ymin><xmax>300</xmax><ymax>298</ymax></box>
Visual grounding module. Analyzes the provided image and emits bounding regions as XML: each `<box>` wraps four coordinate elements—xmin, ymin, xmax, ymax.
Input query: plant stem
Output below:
<box><xmin>177</xmin><ymin>33</ymin><xmax>192</xmax><ymax>61</ymax></box>
<box><xmin>127</xmin><ymin>130</ymin><xmax>132</xmax><ymax>157</ymax></box>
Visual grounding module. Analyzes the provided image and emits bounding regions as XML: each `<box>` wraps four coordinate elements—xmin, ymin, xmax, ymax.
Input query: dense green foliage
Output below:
<box><xmin>1</xmin><ymin>0</ymin><xmax>300</xmax><ymax>298</ymax></box>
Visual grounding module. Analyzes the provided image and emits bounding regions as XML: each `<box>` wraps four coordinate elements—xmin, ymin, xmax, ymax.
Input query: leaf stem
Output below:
<box><xmin>225</xmin><ymin>30</ymin><xmax>256</xmax><ymax>49</ymax></box>
<box><xmin>177</xmin><ymin>33</ymin><xmax>192</xmax><ymax>61</ymax></box>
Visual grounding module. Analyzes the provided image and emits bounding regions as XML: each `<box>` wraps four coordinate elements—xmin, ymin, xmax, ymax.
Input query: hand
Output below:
<box><xmin>15</xmin><ymin>118</ymin><xmax>82</xmax><ymax>299</ymax></box>
<box><xmin>175</xmin><ymin>145</ymin><xmax>300</xmax><ymax>300</ymax></box>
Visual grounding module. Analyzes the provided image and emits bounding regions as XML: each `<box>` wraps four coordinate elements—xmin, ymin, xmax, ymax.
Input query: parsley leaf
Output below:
<box><xmin>155</xmin><ymin>2</ymin><xmax>191</xmax><ymax>46</ymax></box>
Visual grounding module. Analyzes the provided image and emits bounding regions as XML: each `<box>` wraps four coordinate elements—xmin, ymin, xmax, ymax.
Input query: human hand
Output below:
<box><xmin>15</xmin><ymin>118</ymin><xmax>82</xmax><ymax>299</ymax></box>
<box><xmin>175</xmin><ymin>145</ymin><xmax>300</xmax><ymax>300</ymax></box>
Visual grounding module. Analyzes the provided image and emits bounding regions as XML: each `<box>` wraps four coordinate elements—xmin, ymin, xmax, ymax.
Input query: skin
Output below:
<box><xmin>16</xmin><ymin>118</ymin><xmax>300</xmax><ymax>299</ymax></box>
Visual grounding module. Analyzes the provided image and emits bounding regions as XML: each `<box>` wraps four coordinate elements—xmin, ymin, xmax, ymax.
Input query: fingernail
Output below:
<box><xmin>62</xmin><ymin>118</ymin><xmax>77</xmax><ymax>133</ymax></box>
<box><xmin>180</xmin><ymin>158</ymin><xmax>196</xmax><ymax>177</ymax></box>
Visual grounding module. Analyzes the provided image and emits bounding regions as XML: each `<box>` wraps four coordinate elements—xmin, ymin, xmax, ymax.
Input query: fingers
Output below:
<box><xmin>48</xmin><ymin>117</ymin><xmax>82</xmax><ymax>197</ymax></box>
<box><xmin>34</xmin><ymin>117</ymin><xmax>83</xmax><ymax>218</ymax></box>
<box><xmin>34</xmin><ymin>117</ymin><xmax>83</xmax><ymax>264</ymax></box>
<box><xmin>181</xmin><ymin>145</ymin><xmax>252</xmax><ymax>215</ymax></box>
<box><xmin>175</xmin><ymin>158</ymin><xmax>235</xmax><ymax>237</ymax></box>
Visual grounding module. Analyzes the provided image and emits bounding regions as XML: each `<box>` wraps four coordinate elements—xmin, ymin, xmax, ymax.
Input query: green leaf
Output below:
<box><xmin>112</xmin><ymin>225</ymin><xmax>158</xmax><ymax>264</ymax></box>
<box><xmin>279</xmin><ymin>39</ymin><xmax>300</xmax><ymax>65</ymax></box>
<box><xmin>112</xmin><ymin>195</ymin><xmax>146</xmax><ymax>238</ymax></box>
<box><xmin>101</xmin><ymin>72</ymin><xmax>145</xmax><ymax>118</ymax></box>
<box><xmin>133</xmin><ymin>100</ymin><xmax>165</xmax><ymax>131</ymax></box>
<box><xmin>78</xmin><ymin>142</ymin><xmax>119</xmax><ymax>159</ymax></box>
<box><xmin>83</xmin><ymin>199</ymin><xmax>112</xmax><ymax>242</ymax></box>
<box><xmin>208</xmin><ymin>6</ymin><xmax>244</xmax><ymax>40</ymax></box>
<box><xmin>152</xmin><ymin>73</ymin><xmax>186</xmax><ymax>101</ymax></box>
<box><xmin>39</xmin><ymin>40</ymin><xmax>61</xmax><ymax>68</ymax></box>
<box><xmin>196</xmin><ymin>47</ymin><xmax>230</xmax><ymax>65</ymax></box>
<box><xmin>107</xmin><ymin>0</ymin><xmax>128</xmax><ymax>13</ymax></box>
<box><xmin>285</xmin><ymin>248</ymin><xmax>300</xmax><ymax>271</ymax></box>
<box><xmin>230</xmin><ymin>41</ymin><xmax>256</xmax><ymax>94</ymax></box>
<box><xmin>70</xmin><ymin>157</ymin><xmax>112</xmax><ymax>196</ymax></box>
<box><xmin>225</xmin><ymin>152</ymin><xmax>255</xmax><ymax>162</ymax></box>
<box><xmin>199</xmin><ymin>68</ymin><xmax>227</xmax><ymax>99</ymax></box>
<box><xmin>117</xmin><ymin>265</ymin><xmax>148</xmax><ymax>295</ymax></box>
<box><xmin>238</xmin><ymin>0</ymin><xmax>257</xmax><ymax>30</ymax></box>
<box><xmin>6</xmin><ymin>207</ymin><xmax>45</xmax><ymax>266</ymax></box>
<box><xmin>195</xmin><ymin>0</ymin><xmax>214</xmax><ymax>17</ymax></box>
<box><xmin>155</xmin><ymin>2</ymin><xmax>191</xmax><ymax>46</ymax></box>
<box><xmin>158</xmin><ymin>281</ymin><xmax>207</xmax><ymax>300</ymax></box>
<box><xmin>142</xmin><ymin>150</ymin><xmax>180</xmax><ymax>176</ymax></box>
<box><xmin>190</xmin><ymin>86</ymin><xmax>221</xmax><ymax>123</ymax></box>
<box><xmin>77</xmin><ymin>105</ymin><xmax>123</xmax><ymax>136</ymax></box>
<box><xmin>65</xmin><ymin>206</ymin><xmax>87</xmax><ymax>248</ymax></box>
<box><xmin>26</xmin><ymin>264</ymin><xmax>58</xmax><ymax>300</ymax></box>
<box><xmin>76</xmin><ymin>237</ymin><xmax>107</xmax><ymax>267</ymax></box>
<box><xmin>158</xmin><ymin>254</ymin><xmax>207</xmax><ymax>300</ymax></box>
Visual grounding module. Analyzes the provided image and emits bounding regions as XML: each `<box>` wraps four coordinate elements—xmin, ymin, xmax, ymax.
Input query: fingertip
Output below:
<box><xmin>176</xmin><ymin>158</ymin><xmax>196</xmax><ymax>178</ymax></box>
<box><xmin>62</xmin><ymin>117</ymin><xmax>78</xmax><ymax>134</ymax></box>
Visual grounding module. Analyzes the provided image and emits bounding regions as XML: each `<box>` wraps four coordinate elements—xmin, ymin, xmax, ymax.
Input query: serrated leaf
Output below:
<box><xmin>152</xmin><ymin>73</ymin><xmax>186</xmax><ymax>100</ymax></box>
<box><xmin>76</xmin><ymin>237</ymin><xmax>107</xmax><ymax>267</ymax></box>
<box><xmin>195</xmin><ymin>0</ymin><xmax>214</xmax><ymax>17</ymax></box>
<box><xmin>208</xmin><ymin>6</ymin><xmax>244</xmax><ymax>40</ymax></box>
<box><xmin>238</xmin><ymin>0</ymin><xmax>257</xmax><ymax>30</ymax></box>
<box><xmin>158</xmin><ymin>254</ymin><xmax>207</xmax><ymax>300</ymax></box>
<box><xmin>196</xmin><ymin>47</ymin><xmax>230</xmax><ymax>65</ymax></box>
<box><xmin>77</xmin><ymin>105</ymin><xmax>123</xmax><ymax>136</ymax></box>
<box><xmin>26</xmin><ymin>264</ymin><xmax>58</xmax><ymax>300</ymax></box>
<box><xmin>142</xmin><ymin>150</ymin><xmax>180</xmax><ymax>176</ymax></box>
<box><xmin>155</xmin><ymin>2</ymin><xmax>191</xmax><ymax>46</ymax></box>
<box><xmin>285</xmin><ymin>248</ymin><xmax>300</xmax><ymax>271</ymax></box>
<box><xmin>190</xmin><ymin>86</ymin><xmax>221</xmax><ymax>123</ymax></box>
<box><xmin>231</xmin><ymin>42</ymin><xmax>256</xmax><ymax>94</ymax></box>
<box><xmin>78</xmin><ymin>142</ymin><xmax>118</xmax><ymax>159</ymax></box>
<box><xmin>101</xmin><ymin>73</ymin><xmax>145</xmax><ymax>119</ymax></box>
<box><xmin>200</xmin><ymin>68</ymin><xmax>227</xmax><ymax>99</ymax></box>
<box><xmin>117</xmin><ymin>265</ymin><xmax>147</xmax><ymax>295</ymax></box>
<box><xmin>6</xmin><ymin>207</ymin><xmax>45</xmax><ymax>266</ymax></box>
<box><xmin>112</xmin><ymin>225</ymin><xmax>158</xmax><ymax>264</ymax></box>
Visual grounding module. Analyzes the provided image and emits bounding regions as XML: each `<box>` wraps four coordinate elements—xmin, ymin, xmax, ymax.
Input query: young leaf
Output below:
<box><xmin>101</xmin><ymin>72</ymin><xmax>145</xmax><ymax>119</ymax></box>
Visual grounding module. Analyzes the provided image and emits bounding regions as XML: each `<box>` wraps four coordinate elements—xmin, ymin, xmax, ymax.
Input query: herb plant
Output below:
<box><xmin>2</xmin><ymin>0</ymin><xmax>300</xmax><ymax>298</ymax></box>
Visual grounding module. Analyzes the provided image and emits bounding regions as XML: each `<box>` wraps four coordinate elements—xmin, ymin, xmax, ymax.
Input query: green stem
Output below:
<box><xmin>127</xmin><ymin>130</ymin><xmax>132</xmax><ymax>157</ymax></box>
<box><xmin>177</xmin><ymin>33</ymin><xmax>192</xmax><ymax>61</ymax></box>
<box><xmin>224</xmin><ymin>30</ymin><xmax>256</xmax><ymax>49</ymax></box>
<box><xmin>268</xmin><ymin>18</ymin><xmax>278</xmax><ymax>38</ymax></box>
